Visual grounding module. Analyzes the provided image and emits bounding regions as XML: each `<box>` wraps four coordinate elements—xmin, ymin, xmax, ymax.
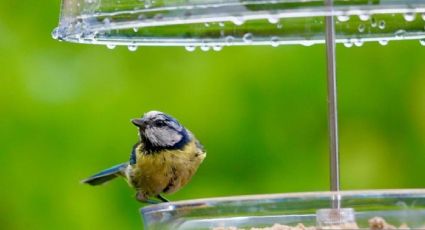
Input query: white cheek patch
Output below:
<box><xmin>145</xmin><ymin>127</ymin><xmax>183</xmax><ymax>147</ymax></box>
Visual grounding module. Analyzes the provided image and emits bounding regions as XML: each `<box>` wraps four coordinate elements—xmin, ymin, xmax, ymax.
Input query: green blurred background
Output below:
<box><xmin>1</xmin><ymin>1</ymin><xmax>425</xmax><ymax>229</ymax></box>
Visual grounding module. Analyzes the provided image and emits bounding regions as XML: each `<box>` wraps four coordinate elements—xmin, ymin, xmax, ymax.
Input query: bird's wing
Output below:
<box><xmin>187</xmin><ymin>129</ymin><xmax>205</xmax><ymax>153</ymax></box>
<box><xmin>129</xmin><ymin>142</ymin><xmax>141</xmax><ymax>165</ymax></box>
<box><xmin>194</xmin><ymin>138</ymin><xmax>205</xmax><ymax>153</ymax></box>
<box><xmin>81</xmin><ymin>163</ymin><xmax>128</xmax><ymax>186</ymax></box>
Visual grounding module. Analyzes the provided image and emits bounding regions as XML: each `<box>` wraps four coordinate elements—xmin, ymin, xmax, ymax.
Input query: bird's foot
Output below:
<box><xmin>136</xmin><ymin>192</ymin><xmax>169</xmax><ymax>204</ymax></box>
<box><xmin>156</xmin><ymin>194</ymin><xmax>170</xmax><ymax>203</ymax></box>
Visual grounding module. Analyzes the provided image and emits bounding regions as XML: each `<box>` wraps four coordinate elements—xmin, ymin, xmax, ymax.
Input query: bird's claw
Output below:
<box><xmin>136</xmin><ymin>192</ymin><xmax>169</xmax><ymax>204</ymax></box>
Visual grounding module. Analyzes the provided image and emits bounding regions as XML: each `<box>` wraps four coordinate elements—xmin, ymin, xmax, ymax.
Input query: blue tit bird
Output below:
<box><xmin>82</xmin><ymin>111</ymin><xmax>206</xmax><ymax>204</ymax></box>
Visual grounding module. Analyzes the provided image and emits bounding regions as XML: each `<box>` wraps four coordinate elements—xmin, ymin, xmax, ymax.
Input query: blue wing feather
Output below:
<box><xmin>129</xmin><ymin>142</ymin><xmax>140</xmax><ymax>165</ymax></box>
<box><xmin>82</xmin><ymin>163</ymin><xmax>128</xmax><ymax>186</ymax></box>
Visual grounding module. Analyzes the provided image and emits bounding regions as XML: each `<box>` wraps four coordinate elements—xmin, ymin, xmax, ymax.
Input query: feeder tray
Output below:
<box><xmin>141</xmin><ymin>190</ymin><xmax>425</xmax><ymax>229</ymax></box>
<box><xmin>53</xmin><ymin>0</ymin><xmax>425</xmax><ymax>47</ymax></box>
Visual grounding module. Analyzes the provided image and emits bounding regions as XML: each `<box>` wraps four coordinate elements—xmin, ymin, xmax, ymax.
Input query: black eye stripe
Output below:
<box><xmin>154</xmin><ymin>120</ymin><xmax>166</xmax><ymax>126</ymax></box>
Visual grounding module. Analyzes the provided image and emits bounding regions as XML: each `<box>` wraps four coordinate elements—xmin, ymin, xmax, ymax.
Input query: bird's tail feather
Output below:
<box><xmin>81</xmin><ymin>163</ymin><xmax>128</xmax><ymax>186</ymax></box>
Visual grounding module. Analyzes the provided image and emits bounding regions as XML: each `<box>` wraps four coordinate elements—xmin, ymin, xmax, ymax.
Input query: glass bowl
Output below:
<box><xmin>53</xmin><ymin>0</ymin><xmax>425</xmax><ymax>48</ymax></box>
<box><xmin>141</xmin><ymin>189</ymin><xmax>425</xmax><ymax>229</ymax></box>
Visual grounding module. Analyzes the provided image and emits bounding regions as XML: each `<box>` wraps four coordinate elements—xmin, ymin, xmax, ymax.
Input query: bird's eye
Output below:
<box><xmin>154</xmin><ymin>120</ymin><xmax>166</xmax><ymax>127</ymax></box>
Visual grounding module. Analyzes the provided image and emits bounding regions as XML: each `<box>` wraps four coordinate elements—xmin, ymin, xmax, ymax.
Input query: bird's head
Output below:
<box><xmin>131</xmin><ymin>111</ymin><xmax>189</xmax><ymax>153</ymax></box>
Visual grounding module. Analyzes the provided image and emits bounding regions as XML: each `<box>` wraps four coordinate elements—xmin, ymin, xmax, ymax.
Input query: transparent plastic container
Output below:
<box><xmin>141</xmin><ymin>190</ymin><xmax>425</xmax><ymax>229</ymax></box>
<box><xmin>53</xmin><ymin>0</ymin><xmax>425</xmax><ymax>47</ymax></box>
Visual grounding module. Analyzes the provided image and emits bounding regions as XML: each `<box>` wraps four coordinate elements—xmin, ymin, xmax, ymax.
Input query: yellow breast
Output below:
<box><xmin>129</xmin><ymin>140</ymin><xmax>206</xmax><ymax>198</ymax></box>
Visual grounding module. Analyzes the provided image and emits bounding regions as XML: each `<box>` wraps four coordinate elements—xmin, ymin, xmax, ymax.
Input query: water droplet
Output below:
<box><xmin>276</xmin><ymin>23</ymin><xmax>283</xmax><ymax>29</ymax></box>
<box><xmin>358</xmin><ymin>24</ymin><xmax>365</xmax><ymax>33</ymax></box>
<box><xmin>225</xmin><ymin>36</ymin><xmax>235</xmax><ymax>46</ymax></box>
<box><xmin>420</xmin><ymin>39</ymin><xmax>425</xmax><ymax>46</ymax></box>
<box><xmin>212</xmin><ymin>45</ymin><xmax>223</xmax><ymax>51</ymax></box>
<box><xmin>337</xmin><ymin>15</ymin><xmax>350</xmax><ymax>22</ymax></box>
<box><xmin>359</xmin><ymin>14</ymin><xmax>370</xmax><ymax>21</ymax></box>
<box><xmin>343</xmin><ymin>39</ymin><xmax>353</xmax><ymax>48</ymax></box>
<box><xmin>422</xmin><ymin>13</ymin><xmax>425</xmax><ymax>21</ymax></box>
<box><xmin>301</xmin><ymin>41</ymin><xmax>314</xmax><ymax>47</ymax></box>
<box><xmin>395</xmin><ymin>30</ymin><xmax>406</xmax><ymax>39</ymax></box>
<box><xmin>103</xmin><ymin>17</ymin><xmax>111</xmax><ymax>25</ymax></box>
<box><xmin>133</xmin><ymin>27</ymin><xmax>139</xmax><ymax>32</ymax></box>
<box><xmin>378</xmin><ymin>20</ymin><xmax>385</xmax><ymax>29</ymax></box>
<box><xmin>271</xmin><ymin>37</ymin><xmax>279</xmax><ymax>47</ymax></box>
<box><xmin>78</xmin><ymin>36</ymin><xmax>86</xmax><ymax>43</ymax></box>
<box><xmin>185</xmin><ymin>45</ymin><xmax>196</xmax><ymax>52</ymax></box>
<box><xmin>138</xmin><ymin>15</ymin><xmax>146</xmax><ymax>21</ymax></box>
<box><xmin>200</xmin><ymin>44</ymin><xmax>210</xmax><ymax>51</ymax></box>
<box><xmin>242</xmin><ymin>33</ymin><xmax>253</xmax><ymax>44</ymax></box>
<box><xmin>154</xmin><ymin>14</ymin><xmax>163</xmax><ymax>20</ymax></box>
<box><xmin>378</xmin><ymin>40</ymin><xmax>388</xmax><ymax>46</ymax></box>
<box><xmin>83</xmin><ymin>31</ymin><xmax>96</xmax><ymax>41</ymax></box>
<box><xmin>51</xmin><ymin>27</ymin><xmax>59</xmax><ymax>40</ymax></box>
<box><xmin>370</xmin><ymin>17</ymin><xmax>377</xmax><ymax>27</ymax></box>
<box><xmin>74</xmin><ymin>32</ymin><xmax>82</xmax><ymax>41</ymax></box>
<box><xmin>204</xmin><ymin>22</ymin><xmax>210</xmax><ymax>27</ymax></box>
<box><xmin>184</xmin><ymin>11</ymin><xmax>192</xmax><ymax>17</ymax></box>
<box><xmin>354</xmin><ymin>39</ymin><xmax>363</xmax><ymax>47</ymax></box>
<box><xmin>218</xmin><ymin>22</ymin><xmax>225</xmax><ymax>27</ymax></box>
<box><xmin>268</xmin><ymin>15</ymin><xmax>279</xmax><ymax>24</ymax></box>
<box><xmin>128</xmin><ymin>45</ymin><xmax>138</xmax><ymax>52</ymax></box>
<box><xmin>403</xmin><ymin>12</ymin><xmax>416</xmax><ymax>22</ymax></box>
<box><xmin>232</xmin><ymin>17</ymin><xmax>245</xmax><ymax>26</ymax></box>
<box><xmin>106</xmin><ymin>44</ymin><xmax>116</xmax><ymax>49</ymax></box>
<box><xmin>144</xmin><ymin>0</ymin><xmax>152</xmax><ymax>8</ymax></box>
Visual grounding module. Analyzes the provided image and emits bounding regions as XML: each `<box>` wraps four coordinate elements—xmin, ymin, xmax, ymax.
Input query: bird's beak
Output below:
<box><xmin>131</xmin><ymin>118</ymin><xmax>145</xmax><ymax>128</ymax></box>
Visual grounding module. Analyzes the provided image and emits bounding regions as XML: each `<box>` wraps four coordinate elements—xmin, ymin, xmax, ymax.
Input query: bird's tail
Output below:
<box><xmin>81</xmin><ymin>163</ymin><xmax>128</xmax><ymax>186</ymax></box>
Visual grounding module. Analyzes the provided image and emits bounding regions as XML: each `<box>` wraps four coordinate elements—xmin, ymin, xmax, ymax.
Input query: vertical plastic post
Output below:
<box><xmin>324</xmin><ymin>0</ymin><xmax>340</xmax><ymax>199</ymax></box>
